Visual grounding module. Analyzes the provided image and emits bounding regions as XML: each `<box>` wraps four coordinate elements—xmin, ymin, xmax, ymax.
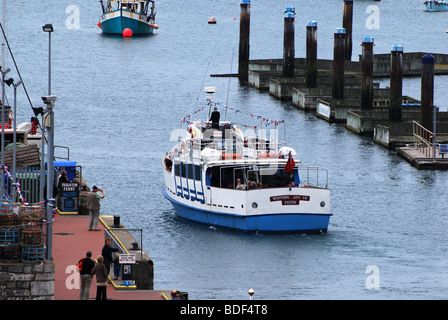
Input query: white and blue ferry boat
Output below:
<box><xmin>424</xmin><ymin>0</ymin><xmax>448</xmax><ymax>11</ymax></box>
<box><xmin>99</xmin><ymin>0</ymin><xmax>158</xmax><ymax>35</ymax></box>
<box><xmin>162</xmin><ymin>88</ymin><xmax>331</xmax><ymax>234</ymax></box>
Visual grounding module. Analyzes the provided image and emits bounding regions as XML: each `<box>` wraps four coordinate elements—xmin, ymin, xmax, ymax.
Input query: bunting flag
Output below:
<box><xmin>0</xmin><ymin>165</ymin><xmax>29</xmax><ymax>204</ymax></box>
<box><xmin>181</xmin><ymin>103</ymin><xmax>284</xmax><ymax>128</ymax></box>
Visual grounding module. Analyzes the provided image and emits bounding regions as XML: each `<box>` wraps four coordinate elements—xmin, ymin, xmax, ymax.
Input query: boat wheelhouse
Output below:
<box><xmin>99</xmin><ymin>0</ymin><xmax>158</xmax><ymax>35</ymax></box>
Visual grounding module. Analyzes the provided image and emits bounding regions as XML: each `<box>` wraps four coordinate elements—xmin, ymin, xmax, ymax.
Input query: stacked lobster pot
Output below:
<box><xmin>0</xmin><ymin>200</ymin><xmax>46</xmax><ymax>263</ymax></box>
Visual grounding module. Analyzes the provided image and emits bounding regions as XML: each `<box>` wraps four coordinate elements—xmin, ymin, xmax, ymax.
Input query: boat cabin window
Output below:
<box><xmin>174</xmin><ymin>161</ymin><xmax>201</xmax><ymax>181</ymax></box>
<box><xmin>206</xmin><ymin>165</ymin><xmax>299</xmax><ymax>189</ymax></box>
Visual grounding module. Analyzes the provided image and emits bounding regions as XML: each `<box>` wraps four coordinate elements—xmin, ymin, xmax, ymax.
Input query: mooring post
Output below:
<box><xmin>389</xmin><ymin>44</ymin><xmax>403</xmax><ymax>122</ymax></box>
<box><xmin>333</xmin><ymin>27</ymin><xmax>346</xmax><ymax>99</ymax></box>
<box><xmin>342</xmin><ymin>0</ymin><xmax>353</xmax><ymax>61</ymax></box>
<box><xmin>306</xmin><ymin>20</ymin><xmax>318</xmax><ymax>88</ymax></box>
<box><xmin>238</xmin><ymin>0</ymin><xmax>251</xmax><ymax>83</ymax></box>
<box><xmin>361</xmin><ymin>36</ymin><xmax>374</xmax><ymax>110</ymax></box>
<box><xmin>421</xmin><ymin>54</ymin><xmax>435</xmax><ymax>131</ymax></box>
<box><xmin>283</xmin><ymin>6</ymin><xmax>296</xmax><ymax>78</ymax></box>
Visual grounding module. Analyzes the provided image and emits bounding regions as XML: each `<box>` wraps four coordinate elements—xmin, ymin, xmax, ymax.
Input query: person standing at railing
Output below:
<box><xmin>87</xmin><ymin>186</ymin><xmax>105</xmax><ymax>231</ymax></box>
<box><xmin>102</xmin><ymin>237</ymin><xmax>120</xmax><ymax>277</ymax></box>
<box><xmin>209</xmin><ymin>106</ymin><xmax>220</xmax><ymax>129</ymax></box>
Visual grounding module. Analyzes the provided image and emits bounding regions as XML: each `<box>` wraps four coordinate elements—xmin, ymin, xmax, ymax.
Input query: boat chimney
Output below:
<box><xmin>283</xmin><ymin>6</ymin><xmax>296</xmax><ymax>78</ymax></box>
<box><xmin>332</xmin><ymin>27</ymin><xmax>346</xmax><ymax>100</ymax></box>
<box><xmin>361</xmin><ymin>36</ymin><xmax>374</xmax><ymax>110</ymax></box>
<box><xmin>238</xmin><ymin>0</ymin><xmax>251</xmax><ymax>83</ymax></box>
<box><xmin>389</xmin><ymin>44</ymin><xmax>403</xmax><ymax>122</ymax></box>
<box><xmin>306</xmin><ymin>20</ymin><xmax>318</xmax><ymax>88</ymax></box>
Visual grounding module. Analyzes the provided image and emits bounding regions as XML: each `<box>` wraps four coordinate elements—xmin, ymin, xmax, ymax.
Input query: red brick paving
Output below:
<box><xmin>52</xmin><ymin>214</ymin><xmax>166</xmax><ymax>300</ymax></box>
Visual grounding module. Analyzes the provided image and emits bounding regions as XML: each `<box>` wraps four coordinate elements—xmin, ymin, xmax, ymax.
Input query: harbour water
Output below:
<box><xmin>4</xmin><ymin>0</ymin><xmax>448</xmax><ymax>299</ymax></box>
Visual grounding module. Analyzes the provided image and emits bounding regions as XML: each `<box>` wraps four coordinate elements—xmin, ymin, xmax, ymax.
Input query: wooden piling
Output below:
<box><xmin>283</xmin><ymin>7</ymin><xmax>296</xmax><ymax>78</ymax></box>
<box><xmin>342</xmin><ymin>0</ymin><xmax>353</xmax><ymax>61</ymax></box>
<box><xmin>421</xmin><ymin>54</ymin><xmax>435</xmax><ymax>130</ymax></box>
<box><xmin>238</xmin><ymin>0</ymin><xmax>251</xmax><ymax>82</ymax></box>
<box><xmin>306</xmin><ymin>20</ymin><xmax>318</xmax><ymax>88</ymax></box>
<box><xmin>389</xmin><ymin>45</ymin><xmax>403</xmax><ymax>122</ymax></box>
<box><xmin>361</xmin><ymin>36</ymin><xmax>374</xmax><ymax>110</ymax></box>
<box><xmin>333</xmin><ymin>27</ymin><xmax>346</xmax><ymax>99</ymax></box>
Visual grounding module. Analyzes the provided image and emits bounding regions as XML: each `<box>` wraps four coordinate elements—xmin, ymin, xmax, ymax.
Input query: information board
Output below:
<box><xmin>59</xmin><ymin>182</ymin><xmax>79</xmax><ymax>212</ymax></box>
<box><xmin>119</xmin><ymin>254</ymin><xmax>136</xmax><ymax>264</ymax></box>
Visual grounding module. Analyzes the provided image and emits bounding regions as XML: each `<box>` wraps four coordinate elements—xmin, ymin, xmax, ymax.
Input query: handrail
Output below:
<box><xmin>182</xmin><ymin>137</ymin><xmax>287</xmax><ymax>160</ymax></box>
<box><xmin>412</xmin><ymin>121</ymin><xmax>434</xmax><ymax>158</ymax></box>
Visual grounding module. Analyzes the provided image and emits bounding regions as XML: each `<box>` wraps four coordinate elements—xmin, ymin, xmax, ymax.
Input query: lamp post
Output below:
<box><xmin>43</xmin><ymin>95</ymin><xmax>56</xmax><ymax>261</ymax></box>
<box><xmin>12</xmin><ymin>79</ymin><xmax>22</xmax><ymax>201</ymax></box>
<box><xmin>1</xmin><ymin>66</ymin><xmax>10</xmax><ymax>197</ymax></box>
<box><xmin>40</xmin><ymin>24</ymin><xmax>52</xmax><ymax>207</ymax></box>
<box><xmin>42</xmin><ymin>23</ymin><xmax>54</xmax><ymax>261</ymax></box>
<box><xmin>42</xmin><ymin>24</ymin><xmax>53</xmax><ymax>95</ymax></box>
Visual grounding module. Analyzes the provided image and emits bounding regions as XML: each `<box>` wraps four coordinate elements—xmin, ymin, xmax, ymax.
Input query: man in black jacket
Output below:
<box><xmin>209</xmin><ymin>106</ymin><xmax>220</xmax><ymax>129</ymax></box>
<box><xmin>101</xmin><ymin>237</ymin><xmax>120</xmax><ymax>276</ymax></box>
<box><xmin>79</xmin><ymin>251</ymin><xmax>95</xmax><ymax>300</ymax></box>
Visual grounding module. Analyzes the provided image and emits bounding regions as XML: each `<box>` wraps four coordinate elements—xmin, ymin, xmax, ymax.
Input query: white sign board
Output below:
<box><xmin>119</xmin><ymin>254</ymin><xmax>136</xmax><ymax>264</ymax></box>
<box><xmin>317</xmin><ymin>102</ymin><xmax>331</xmax><ymax>120</ymax></box>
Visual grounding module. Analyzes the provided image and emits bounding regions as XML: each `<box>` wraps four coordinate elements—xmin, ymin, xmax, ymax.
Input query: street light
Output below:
<box><xmin>40</xmin><ymin>24</ymin><xmax>53</xmax><ymax>214</ymax></box>
<box><xmin>42</xmin><ymin>23</ymin><xmax>54</xmax><ymax>261</ymax></box>
<box><xmin>42</xmin><ymin>24</ymin><xmax>53</xmax><ymax>95</ymax></box>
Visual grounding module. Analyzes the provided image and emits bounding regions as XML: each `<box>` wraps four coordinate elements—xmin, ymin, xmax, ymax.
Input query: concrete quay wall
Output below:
<box><xmin>0</xmin><ymin>261</ymin><xmax>55</xmax><ymax>300</ymax></box>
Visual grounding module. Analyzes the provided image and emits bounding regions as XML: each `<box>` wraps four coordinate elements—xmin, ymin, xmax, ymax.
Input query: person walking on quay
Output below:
<box><xmin>102</xmin><ymin>237</ymin><xmax>120</xmax><ymax>276</ymax></box>
<box><xmin>91</xmin><ymin>255</ymin><xmax>108</xmax><ymax>300</ymax></box>
<box><xmin>79</xmin><ymin>251</ymin><xmax>95</xmax><ymax>300</ymax></box>
<box><xmin>87</xmin><ymin>186</ymin><xmax>105</xmax><ymax>231</ymax></box>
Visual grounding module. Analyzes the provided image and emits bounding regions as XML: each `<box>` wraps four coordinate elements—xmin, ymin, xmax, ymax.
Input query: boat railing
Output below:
<box><xmin>297</xmin><ymin>165</ymin><xmax>329</xmax><ymax>189</ymax></box>
<box><xmin>181</xmin><ymin>137</ymin><xmax>287</xmax><ymax>160</ymax></box>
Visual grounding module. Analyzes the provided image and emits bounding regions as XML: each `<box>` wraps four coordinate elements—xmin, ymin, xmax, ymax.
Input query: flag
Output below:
<box><xmin>284</xmin><ymin>152</ymin><xmax>295</xmax><ymax>173</ymax></box>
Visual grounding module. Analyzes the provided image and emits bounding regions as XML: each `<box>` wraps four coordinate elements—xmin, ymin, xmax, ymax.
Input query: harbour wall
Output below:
<box><xmin>0</xmin><ymin>262</ymin><xmax>55</xmax><ymax>300</ymax></box>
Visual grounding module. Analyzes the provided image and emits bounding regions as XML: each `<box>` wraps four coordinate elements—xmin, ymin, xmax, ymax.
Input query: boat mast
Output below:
<box><xmin>205</xmin><ymin>86</ymin><xmax>215</xmax><ymax>121</ymax></box>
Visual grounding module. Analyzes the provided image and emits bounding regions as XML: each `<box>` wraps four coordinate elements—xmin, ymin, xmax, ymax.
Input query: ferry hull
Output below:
<box><xmin>163</xmin><ymin>190</ymin><xmax>331</xmax><ymax>234</ymax></box>
<box><xmin>100</xmin><ymin>12</ymin><xmax>155</xmax><ymax>35</ymax></box>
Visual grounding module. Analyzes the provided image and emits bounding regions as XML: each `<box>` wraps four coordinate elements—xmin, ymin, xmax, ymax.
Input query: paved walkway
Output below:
<box><xmin>52</xmin><ymin>214</ymin><xmax>168</xmax><ymax>300</ymax></box>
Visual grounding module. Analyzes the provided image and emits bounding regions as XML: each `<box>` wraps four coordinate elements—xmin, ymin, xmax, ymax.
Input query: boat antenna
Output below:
<box><xmin>224</xmin><ymin>46</ymin><xmax>235</xmax><ymax>121</ymax></box>
<box><xmin>194</xmin><ymin>41</ymin><xmax>218</xmax><ymax>111</ymax></box>
<box><xmin>205</xmin><ymin>86</ymin><xmax>215</xmax><ymax>120</ymax></box>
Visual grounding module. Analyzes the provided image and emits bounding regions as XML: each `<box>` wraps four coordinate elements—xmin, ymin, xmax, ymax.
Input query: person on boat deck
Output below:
<box><xmin>236</xmin><ymin>179</ymin><xmax>246</xmax><ymax>190</ymax></box>
<box><xmin>209</xmin><ymin>106</ymin><xmax>220</xmax><ymax>129</ymax></box>
<box><xmin>165</xmin><ymin>157</ymin><xmax>172</xmax><ymax>172</ymax></box>
<box><xmin>248</xmin><ymin>180</ymin><xmax>257</xmax><ymax>190</ymax></box>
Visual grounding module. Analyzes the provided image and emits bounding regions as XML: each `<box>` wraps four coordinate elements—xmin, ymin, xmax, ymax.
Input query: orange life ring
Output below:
<box><xmin>221</xmin><ymin>153</ymin><xmax>242</xmax><ymax>160</ymax></box>
<box><xmin>258</xmin><ymin>153</ymin><xmax>276</xmax><ymax>158</ymax></box>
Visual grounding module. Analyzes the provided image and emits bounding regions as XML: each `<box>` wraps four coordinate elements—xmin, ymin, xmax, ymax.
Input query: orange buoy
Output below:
<box><xmin>150</xmin><ymin>24</ymin><xmax>159</xmax><ymax>29</ymax></box>
<box><xmin>97</xmin><ymin>22</ymin><xmax>102</xmax><ymax>29</ymax></box>
<box><xmin>122</xmin><ymin>28</ymin><xmax>133</xmax><ymax>37</ymax></box>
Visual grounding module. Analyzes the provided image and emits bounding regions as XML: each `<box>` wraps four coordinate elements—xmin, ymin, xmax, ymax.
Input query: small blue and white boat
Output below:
<box><xmin>162</xmin><ymin>88</ymin><xmax>332</xmax><ymax>234</ymax></box>
<box><xmin>424</xmin><ymin>0</ymin><xmax>448</xmax><ymax>12</ymax></box>
<box><xmin>99</xmin><ymin>0</ymin><xmax>158</xmax><ymax>35</ymax></box>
